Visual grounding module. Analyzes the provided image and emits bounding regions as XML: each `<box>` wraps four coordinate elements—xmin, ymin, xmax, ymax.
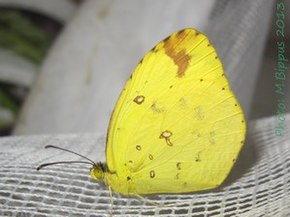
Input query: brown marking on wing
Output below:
<box><xmin>150</xmin><ymin>170</ymin><xmax>155</xmax><ymax>178</ymax></box>
<box><xmin>151</xmin><ymin>102</ymin><xmax>164</xmax><ymax>113</ymax></box>
<box><xmin>159</xmin><ymin>130</ymin><xmax>173</xmax><ymax>146</ymax></box>
<box><xmin>133</xmin><ymin>95</ymin><xmax>145</xmax><ymax>104</ymax></box>
<box><xmin>163</xmin><ymin>31</ymin><xmax>192</xmax><ymax>78</ymax></box>
<box><xmin>176</xmin><ymin>162</ymin><xmax>181</xmax><ymax>170</ymax></box>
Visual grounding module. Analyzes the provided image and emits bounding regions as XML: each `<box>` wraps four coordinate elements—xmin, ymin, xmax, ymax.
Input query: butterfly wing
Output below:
<box><xmin>106</xmin><ymin>28</ymin><xmax>246</xmax><ymax>195</ymax></box>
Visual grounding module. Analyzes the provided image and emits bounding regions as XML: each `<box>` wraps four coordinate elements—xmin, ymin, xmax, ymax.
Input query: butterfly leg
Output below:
<box><xmin>109</xmin><ymin>185</ymin><xmax>113</xmax><ymax>216</ymax></box>
<box><xmin>134</xmin><ymin>194</ymin><xmax>181</xmax><ymax>208</ymax></box>
<box><xmin>135</xmin><ymin>194</ymin><xmax>167</xmax><ymax>207</ymax></box>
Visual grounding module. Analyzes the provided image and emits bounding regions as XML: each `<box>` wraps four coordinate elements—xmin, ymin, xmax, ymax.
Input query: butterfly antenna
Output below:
<box><xmin>37</xmin><ymin>161</ymin><xmax>93</xmax><ymax>171</ymax></box>
<box><xmin>44</xmin><ymin>145</ymin><xmax>96</xmax><ymax>165</ymax></box>
<box><xmin>37</xmin><ymin>145</ymin><xmax>98</xmax><ymax>170</ymax></box>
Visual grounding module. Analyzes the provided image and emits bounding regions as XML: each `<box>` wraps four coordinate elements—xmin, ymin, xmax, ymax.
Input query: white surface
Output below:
<box><xmin>1</xmin><ymin>115</ymin><xmax>290</xmax><ymax>216</ymax></box>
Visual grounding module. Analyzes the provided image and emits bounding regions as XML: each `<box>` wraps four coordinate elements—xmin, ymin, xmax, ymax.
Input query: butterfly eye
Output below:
<box><xmin>90</xmin><ymin>167</ymin><xmax>103</xmax><ymax>180</ymax></box>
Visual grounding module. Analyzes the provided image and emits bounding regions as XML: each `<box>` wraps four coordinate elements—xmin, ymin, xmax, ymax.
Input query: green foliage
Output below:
<box><xmin>0</xmin><ymin>11</ymin><xmax>50</xmax><ymax>64</ymax></box>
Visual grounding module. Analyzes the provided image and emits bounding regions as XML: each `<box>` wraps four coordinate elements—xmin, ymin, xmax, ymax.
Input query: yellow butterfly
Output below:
<box><xmin>38</xmin><ymin>28</ymin><xmax>246</xmax><ymax>196</ymax></box>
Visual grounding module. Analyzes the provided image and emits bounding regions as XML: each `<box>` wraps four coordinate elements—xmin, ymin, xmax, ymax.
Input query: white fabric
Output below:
<box><xmin>1</xmin><ymin>115</ymin><xmax>289</xmax><ymax>216</ymax></box>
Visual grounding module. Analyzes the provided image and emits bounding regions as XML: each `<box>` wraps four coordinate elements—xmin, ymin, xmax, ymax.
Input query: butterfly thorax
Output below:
<box><xmin>90</xmin><ymin>162</ymin><xmax>132</xmax><ymax>195</ymax></box>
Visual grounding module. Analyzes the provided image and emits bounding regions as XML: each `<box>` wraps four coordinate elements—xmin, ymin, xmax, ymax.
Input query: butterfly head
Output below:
<box><xmin>90</xmin><ymin>162</ymin><xmax>106</xmax><ymax>180</ymax></box>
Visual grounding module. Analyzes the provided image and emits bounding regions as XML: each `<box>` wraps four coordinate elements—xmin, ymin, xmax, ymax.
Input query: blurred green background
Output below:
<box><xmin>0</xmin><ymin>7</ymin><xmax>63</xmax><ymax>135</ymax></box>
